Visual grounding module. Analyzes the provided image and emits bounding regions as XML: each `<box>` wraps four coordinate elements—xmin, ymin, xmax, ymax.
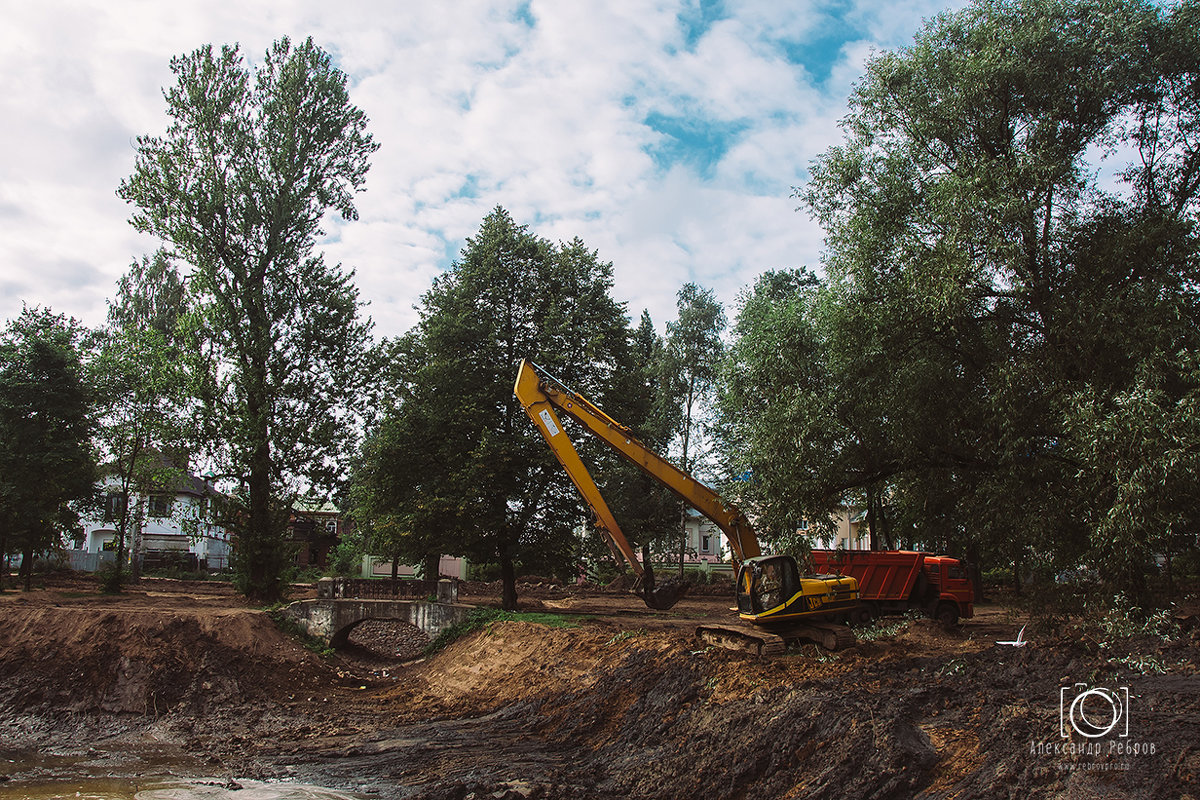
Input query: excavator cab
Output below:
<box><xmin>736</xmin><ymin>554</ymin><xmax>860</xmax><ymax>624</ymax></box>
<box><xmin>737</xmin><ymin>555</ymin><xmax>799</xmax><ymax>615</ymax></box>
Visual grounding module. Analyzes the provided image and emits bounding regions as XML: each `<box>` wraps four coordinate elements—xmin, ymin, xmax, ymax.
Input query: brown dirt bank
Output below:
<box><xmin>0</xmin><ymin>575</ymin><xmax>1197</xmax><ymax>799</ymax></box>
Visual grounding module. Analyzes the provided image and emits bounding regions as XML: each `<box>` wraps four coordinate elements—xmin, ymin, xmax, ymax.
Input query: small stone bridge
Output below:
<box><xmin>280</xmin><ymin>577</ymin><xmax>474</xmax><ymax>648</ymax></box>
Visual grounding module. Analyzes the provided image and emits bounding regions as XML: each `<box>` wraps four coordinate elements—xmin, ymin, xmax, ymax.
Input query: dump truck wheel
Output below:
<box><xmin>936</xmin><ymin>602</ymin><xmax>960</xmax><ymax>629</ymax></box>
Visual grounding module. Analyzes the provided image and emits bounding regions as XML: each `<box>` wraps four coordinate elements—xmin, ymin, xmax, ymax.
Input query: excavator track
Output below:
<box><xmin>776</xmin><ymin>621</ymin><xmax>856</xmax><ymax>651</ymax></box>
<box><xmin>696</xmin><ymin>624</ymin><xmax>787</xmax><ymax>657</ymax></box>
<box><xmin>696</xmin><ymin>621</ymin><xmax>856</xmax><ymax>656</ymax></box>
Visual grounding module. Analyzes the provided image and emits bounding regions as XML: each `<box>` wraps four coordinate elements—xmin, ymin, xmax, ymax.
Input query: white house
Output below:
<box><xmin>80</xmin><ymin>472</ymin><xmax>232</xmax><ymax>570</ymax></box>
<box><xmin>682</xmin><ymin>507</ymin><xmax>727</xmax><ymax>563</ymax></box>
<box><xmin>801</xmin><ymin>505</ymin><xmax>870</xmax><ymax>551</ymax></box>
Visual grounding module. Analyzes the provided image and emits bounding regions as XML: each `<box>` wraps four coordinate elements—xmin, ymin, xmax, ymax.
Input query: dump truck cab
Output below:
<box><xmin>920</xmin><ymin>555</ymin><xmax>975</xmax><ymax>624</ymax></box>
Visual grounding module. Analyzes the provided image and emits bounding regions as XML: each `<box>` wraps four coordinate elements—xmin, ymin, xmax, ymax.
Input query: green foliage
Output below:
<box><xmin>662</xmin><ymin>284</ymin><xmax>726</xmax><ymax>564</ymax></box>
<box><xmin>1088</xmin><ymin>593</ymin><xmax>1179</xmax><ymax>646</ymax></box>
<box><xmin>267</xmin><ymin>609</ymin><xmax>335</xmax><ymax>657</ymax></box>
<box><xmin>937</xmin><ymin>658</ymin><xmax>966</xmax><ymax>678</ymax></box>
<box><xmin>1108</xmin><ymin>654</ymin><xmax>1170</xmax><ymax>675</ymax></box>
<box><xmin>716</xmin><ymin>0</ymin><xmax>1200</xmax><ymax>603</ymax></box>
<box><xmin>853</xmin><ymin>617</ymin><xmax>912</xmax><ymax>643</ymax></box>
<box><xmin>0</xmin><ymin>308</ymin><xmax>96</xmax><ymax>591</ymax></box>
<box><xmin>590</xmin><ymin>311</ymin><xmax>680</xmax><ymax>566</ymax></box>
<box><xmin>605</xmin><ymin>628</ymin><xmax>646</xmax><ymax>646</ymax></box>
<box><xmin>97</xmin><ymin>562</ymin><xmax>124</xmax><ymax>594</ymax></box>
<box><xmin>89</xmin><ymin>251</ymin><xmax>194</xmax><ymax>591</ymax></box>
<box><xmin>327</xmin><ymin>527</ymin><xmax>366</xmax><ymax>577</ymax></box>
<box><xmin>353</xmin><ymin>208</ymin><xmax>632</xmax><ymax>611</ymax></box>
<box><xmin>118</xmin><ymin>37</ymin><xmax>378</xmax><ymax>603</ymax></box>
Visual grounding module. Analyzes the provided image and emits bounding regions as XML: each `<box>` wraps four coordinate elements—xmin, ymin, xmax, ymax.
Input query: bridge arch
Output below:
<box><xmin>280</xmin><ymin>597</ymin><xmax>472</xmax><ymax>649</ymax></box>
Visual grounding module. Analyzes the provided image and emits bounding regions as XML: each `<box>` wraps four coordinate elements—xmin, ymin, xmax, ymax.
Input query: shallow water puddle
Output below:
<box><xmin>0</xmin><ymin>748</ymin><xmax>365</xmax><ymax>800</ymax></box>
<box><xmin>0</xmin><ymin>777</ymin><xmax>366</xmax><ymax>800</ymax></box>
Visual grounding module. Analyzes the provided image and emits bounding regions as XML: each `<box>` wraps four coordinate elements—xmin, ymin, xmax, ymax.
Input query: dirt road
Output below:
<box><xmin>0</xmin><ymin>574</ymin><xmax>1196</xmax><ymax>799</ymax></box>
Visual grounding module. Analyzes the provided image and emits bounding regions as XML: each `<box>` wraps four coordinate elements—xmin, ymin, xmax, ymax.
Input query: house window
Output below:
<box><xmin>148</xmin><ymin>494</ymin><xmax>172</xmax><ymax>517</ymax></box>
<box><xmin>701</xmin><ymin>534</ymin><xmax>712</xmax><ymax>554</ymax></box>
<box><xmin>103</xmin><ymin>494</ymin><xmax>126</xmax><ymax>523</ymax></box>
<box><xmin>324</xmin><ymin>518</ymin><xmax>338</xmax><ymax>534</ymax></box>
<box><xmin>799</xmin><ymin>519</ymin><xmax>809</xmax><ymax>530</ymax></box>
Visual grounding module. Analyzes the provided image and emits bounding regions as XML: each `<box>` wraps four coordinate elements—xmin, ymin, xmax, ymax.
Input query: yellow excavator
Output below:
<box><xmin>514</xmin><ymin>360</ymin><xmax>860</xmax><ymax>653</ymax></box>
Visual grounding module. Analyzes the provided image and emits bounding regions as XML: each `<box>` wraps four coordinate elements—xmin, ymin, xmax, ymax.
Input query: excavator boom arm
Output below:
<box><xmin>514</xmin><ymin>360</ymin><xmax>760</xmax><ymax>564</ymax></box>
<box><xmin>513</xmin><ymin>379</ymin><xmax>645</xmax><ymax>576</ymax></box>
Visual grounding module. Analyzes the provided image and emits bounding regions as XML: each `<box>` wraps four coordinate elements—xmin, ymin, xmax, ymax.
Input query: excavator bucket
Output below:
<box><xmin>633</xmin><ymin>571</ymin><xmax>688</xmax><ymax>610</ymax></box>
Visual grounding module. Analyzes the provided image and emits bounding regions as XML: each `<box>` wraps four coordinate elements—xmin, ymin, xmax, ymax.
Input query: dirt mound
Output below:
<box><xmin>0</xmin><ymin>594</ymin><xmax>339</xmax><ymax>717</ymax></box>
<box><xmin>2</xmin><ymin>577</ymin><xmax>1196</xmax><ymax>800</ymax></box>
<box><xmin>275</xmin><ymin>616</ymin><xmax>1199</xmax><ymax>800</ymax></box>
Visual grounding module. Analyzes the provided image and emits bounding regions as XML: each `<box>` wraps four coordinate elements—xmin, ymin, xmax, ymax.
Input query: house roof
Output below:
<box><xmin>292</xmin><ymin>499</ymin><xmax>340</xmax><ymax>516</ymax></box>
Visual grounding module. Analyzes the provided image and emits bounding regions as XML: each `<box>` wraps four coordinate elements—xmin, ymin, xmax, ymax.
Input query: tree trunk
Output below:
<box><xmin>1012</xmin><ymin>559</ymin><xmax>1022</xmax><ymax>595</ymax></box>
<box><xmin>1165</xmin><ymin>552</ymin><xmax>1174</xmax><ymax>601</ymax></box>
<box><xmin>130</xmin><ymin>492</ymin><xmax>144</xmax><ymax>583</ymax></box>
<box><xmin>880</xmin><ymin>497</ymin><xmax>896</xmax><ymax>550</ymax></box>
<box><xmin>678</xmin><ymin>387</ymin><xmax>693</xmax><ymax>579</ymax></box>
<box><xmin>21</xmin><ymin>542</ymin><xmax>34</xmax><ymax>592</ymax></box>
<box><xmin>640</xmin><ymin>541</ymin><xmax>657</xmax><ymax>596</ymax></box>
<box><xmin>866</xmin><ymin>485</ymin><xmax>878</xmax><ymax>550</ymax></box>
<box><xmin>500</xmin><ymin>549</ymin><xmax>518</xmax><ymax>612</ymax></box>
<box><xmin>678</xmin><ymin>505</ymin><xmax>688</xmax><ymax>579</ymax></box>
<box><xmin>112</xmin><ymin>487</ymin><xmax>132</xmax><ymax>591</ymax></box>
<box><xmin>245</xmin><ymin>374</ymin><xmax>280</xmax><ymax>603</ymax></box>
<box><xmin>0</xmin><ymin>532</ymin><xmax>7</xmax><ymax>591</ymax></box>
<box><xmin>424</xmin><ymin>552</ymin><xmax>440</xmax><ymax>582</ymax></box>
<box><xmin>967</xmin><ymin>543</ymin><xmax>984</xmax><ymax>603</ymax></box>
<box><xmin>391</xmin><ymin>555</ymin><xmax>400</xmax><ymax>597</ymax></box>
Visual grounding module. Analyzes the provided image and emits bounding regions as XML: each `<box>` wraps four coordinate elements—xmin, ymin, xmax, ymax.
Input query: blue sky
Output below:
<box><xmin>0</xmin><ymin>0</ymin><xmax>967</xmax><ymax>339</ymax></box>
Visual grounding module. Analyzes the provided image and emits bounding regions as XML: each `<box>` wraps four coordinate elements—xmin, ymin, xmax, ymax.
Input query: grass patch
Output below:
<box><xmin>854</xmin><ymin>617</ymin><xmax>912</xmax><ymax>642</ymax></box>
<box><xmin>605</xmin><ymin>628</ymin><xmax>646</xmax><ymax>646</ymax></box>
<box><xmin>424</xmin><ymin>607</ymin><xmax>582</xmax><ymax>656</ymax></box>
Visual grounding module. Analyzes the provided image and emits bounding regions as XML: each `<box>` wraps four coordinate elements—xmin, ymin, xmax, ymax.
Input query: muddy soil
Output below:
<box><xmin>0</xmin><ymin>573</ymin><xmax>1197</xmax><ymax>799</ymax></box>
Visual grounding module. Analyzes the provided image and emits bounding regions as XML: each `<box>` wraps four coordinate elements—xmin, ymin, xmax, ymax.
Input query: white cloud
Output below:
<box><xmin>0</xmin><ymin>0</ymin><xmax>963</xmax><ymax>340</ymax></box>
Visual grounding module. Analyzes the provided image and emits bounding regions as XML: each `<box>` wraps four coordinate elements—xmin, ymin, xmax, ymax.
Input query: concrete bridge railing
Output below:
<box><xmin>280</xmin><ymin>578</ymin><xmax>474</xmax><ymax>648</ymax></box>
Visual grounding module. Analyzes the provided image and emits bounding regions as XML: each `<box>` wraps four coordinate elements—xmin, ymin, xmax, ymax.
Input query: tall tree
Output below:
<box><xmin>663</xmin><ymin>283</ymin><xmax>726</xmax><ymax>574</ymax></box>
<box><xmin>108</xmin><ymin>249</ymin><xmax>188</xmax><ymax>338</ymax></box>
<box><xmin>118</xmin><ymin>37</ymin><xmax>378</xmax><ymax>602</ymax></box>
<box><xmin>716</xmin><ymin>270</ymin><xmax>839</xmax><ymax>547</ymax></box>
<box><xmin>592</xmin><ymin>310</ymin><xmax>681</xmax><ymax>575</ymax></box>
<box><xmin>356</xmin><ymin>208</ymin><xmax>630</xmax><ymax>610</ymax></box>
<box><xmin>351</xmin><ymin>332</ymin><xmax>457</xmax><ymax>588</ymax></box>
<box><xmin>91</xmin><ymin>250</ymin><xmax>192</xmax><ymax>590</ymax></box>
<box><xmin>0</xmin><ymin>308</ymin><xmax>95</xmax><ymax>591</ymax></box>
<box><xmin>793</xmin><ymin>0</ymin><xmax>1200</xmax><ymax>597</ymax></box>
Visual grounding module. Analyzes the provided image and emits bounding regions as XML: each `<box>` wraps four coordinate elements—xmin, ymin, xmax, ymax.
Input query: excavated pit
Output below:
<box><xmin>0</xmin><ymin>574</ymin><xmax>1196</xmax><ymax>799</ymax></box>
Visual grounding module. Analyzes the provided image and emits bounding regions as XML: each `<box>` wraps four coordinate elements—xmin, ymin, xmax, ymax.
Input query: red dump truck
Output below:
<box><xmin>810</xmin><ymin>550</ymin><xmax>975</xmax><ymax>627</ymax></box>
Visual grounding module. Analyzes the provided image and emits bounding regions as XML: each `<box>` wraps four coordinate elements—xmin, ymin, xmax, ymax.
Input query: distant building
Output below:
<box><xmin>363</xmin><ymin>554</ymin><xmax>467</xmax><ymax>580</ymax></box>
<box><xmin>682</xmin><ymin>507</ymin><xmax>727</xmax><ymax>563</ymax></box>
<box><xmin>802</xmin><ymin>505</ymin><xmax>870</xmax><ymax>551</ymax></box>
<box><xmin>288</xmin><ymin>499</ymin><xmax>345</xmax><ymax>569</ymax></box>
<box><xmin>80</xmin><ymin>471</ymin><xmax>232</xmax><ymax>570</ymax></box>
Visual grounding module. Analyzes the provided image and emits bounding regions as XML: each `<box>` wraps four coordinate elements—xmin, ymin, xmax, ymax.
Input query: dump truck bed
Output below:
<box><xmin>810</xmin><ymin>550</ymin><xmax>925</xmax><ymax>602</ymax></box>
